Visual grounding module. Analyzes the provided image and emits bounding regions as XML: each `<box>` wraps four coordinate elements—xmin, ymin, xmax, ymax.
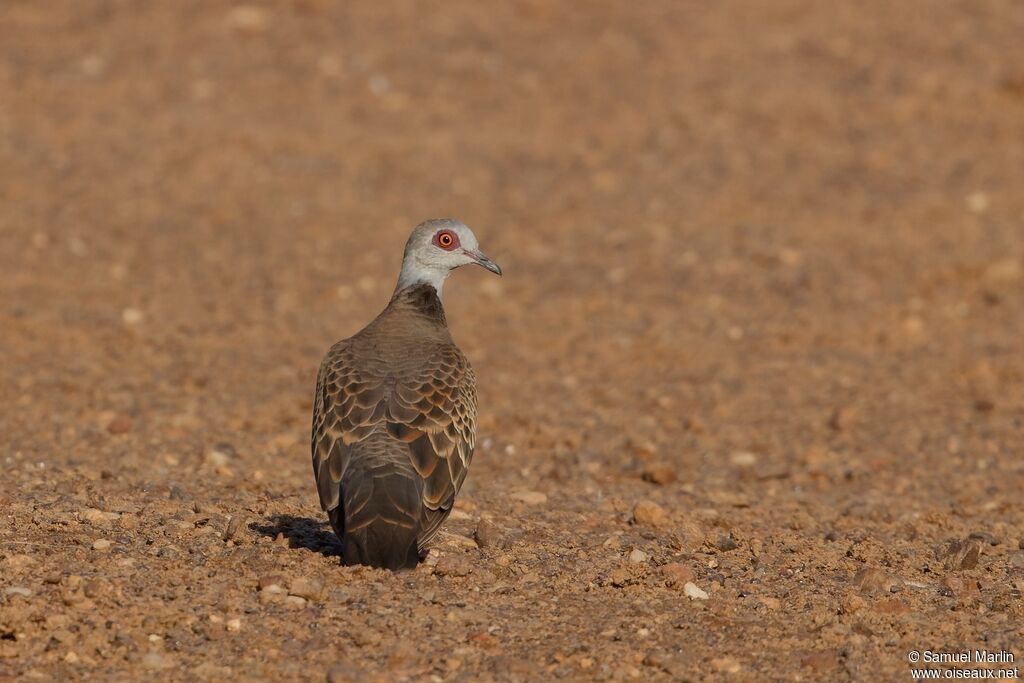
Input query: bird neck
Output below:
<box><xmin>394</xmin><ymin>261</ymin><xmax>449</xmax><ymax>300</ymax></box>
<box><xmin>389</xmin><ymin>283</ymin><xmax>447</xmax><ymax>324</ymax></box>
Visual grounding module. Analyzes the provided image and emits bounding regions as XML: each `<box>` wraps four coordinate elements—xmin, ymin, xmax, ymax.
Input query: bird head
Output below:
<box><xmin>395</xmin><ymin>219</ymin><xmax>501</xmax><ymax>297</ymax></box>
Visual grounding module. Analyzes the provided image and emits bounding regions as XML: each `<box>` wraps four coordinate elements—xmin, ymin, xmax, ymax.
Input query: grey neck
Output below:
<box><xmin>394</xmin><ymin>262</ymin><xmax>448</xmax><ymax>300</ymax></box>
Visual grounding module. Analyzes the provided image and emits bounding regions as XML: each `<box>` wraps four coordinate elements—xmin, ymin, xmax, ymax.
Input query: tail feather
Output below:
<box><xmin>330</xmin><ymin>436</ymin><xmax>422</xmax><ymax>570</ymax></box>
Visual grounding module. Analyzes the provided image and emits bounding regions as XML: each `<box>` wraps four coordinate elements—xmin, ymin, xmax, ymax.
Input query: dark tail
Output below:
<box><xmin>330</xmin><ymin>441</ymin><xmax>422</xmax><ymax>570</ymax></box>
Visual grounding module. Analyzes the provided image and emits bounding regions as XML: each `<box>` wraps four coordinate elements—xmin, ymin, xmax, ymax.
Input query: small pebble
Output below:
<box><xmin>82</xmin><ymin>508</ymin><xmax>114</xmax><ymax>526</ymax></box>
<box><xmin>641</xmin><ymin>463</ymin><xmax>676</xmax><ymax>485</ymax></box>
<box><xmin>660</xmin><ymin>563</ymin><xmax>695</xmax><ymax>588</ymax></box>
<box><xmin>222</xmin><ymin>515</ymin><xmax>243</xmax><ymax>542</ymax></box>
<box><xmin>121</xmin><ymin>308</ymin><xmax>144</xmax><ymax>325</ymax></box>
<box><xmin>141</xmin><ymin>652</ymin><xmax>172</xmax><ymax>670</ymax></box>
<box><xmin>106</xmin><ymin>413</ymin><xmax>133</xmax><ymax>434</ymax></box>
<box><xmin>941</xmin><ymin>576</ymin><xmax>980</xmax><ymax>598</ymax></box>
<box><xmin>712</xmin><ymin>657</ymin><xmax>741</xmax><ymax>674</ymax></box>
<box><xmin>827</xmin><ymin>407</ymin><xmax>857</xmax><ymax>431</ymax></box>
<box><xmin>852</xmin><ymin>567</ymin><xmax>896</xmax><ymax>595</ymax></box>
<box><xmin>715</xmin><ymin>534</ymin><xmax>738</xmax><ymax>552</ymax></box>
<box><xmin>608</xmin><ymin>568</ymin><xmax>630</xmax><ymax>587</ymax></box>
<box><xmin>92</xmin><ymin>539</ymin><xmax>112</xmax><ymax>551</ymax></box>
<box><xmin>434</xmin><ymin>554</ymin><xmax>474</xmax><ymax>578</ymax></box>
<box><xmin>628</xmin><ymin>548</ymin><xmax>648</xmax><ymax>564</ymax></box>
<box><xmin>683</xmin><ymin>582</ymin><xmax>709</xmax><ymax>600</ymax></box>
<box><xmin>284</xmin><ymin>595</ymin><xmax>307</xmax><ymax>609</ymax></box>
<box><xmin>729</xmin><ymin>451</ymin><xmax>757</xmax><ymax>467</ymax></box>
<box><xmin>966</xmin><ymin>191</ymin><xmax>989</xmax><ymax>214</ymax></box>
<box><xmin>206</xmin><ymin>443</ymin><xmax>236</xmax><ymax>468</ymax></box>
<box><xmin>259</xmin><ymin>574</ymin><xmax>287</xmax><ymax>589</ymax></box>
<box><xmin>289</xmin><ymin>577</ymin><xmax>325</xmax><ymax>601</ymax></box>
<box><xmin>225</xmin><ymin>5</ymin><xmax>269</xmax><ymax>32</ymax></box>
<box><xmin>259</xmin><ymin>584</ymin><xmax>286</xmax><ymax>604</ymax></box>
<box><xmin>510</xmin><ymin>491</ymin><xmax>547</xmax><ymax>505</ymax></box>
<box><xmin>940</xmin><ymin>538</ymin><xmax>981</xmax><ymax>570</ymax></box>
<box><xmin>474</xmin><ymin>518</ymin><xmax>516</xmax><ymax>550</ymax></box>
<box><xmin>643</xmin><ymin>649</ymin><xmax>687</xmax><ymax>677</ymax></box>
<box><xmin>632</xmin><ymin>500</ymin><xmax>668</xmax><ymax>527</ymax></box>
<box><xmin>326</xmin><ymin>663</ymin><xmax>365</xmax><ymax>683</ymax></box>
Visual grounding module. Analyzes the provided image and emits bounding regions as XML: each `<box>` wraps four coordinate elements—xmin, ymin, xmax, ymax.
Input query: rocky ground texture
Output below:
<box><xmin>2</xmin><ymin>1</ymin><xmax>1023</xmax><ymax>681</ymax></box>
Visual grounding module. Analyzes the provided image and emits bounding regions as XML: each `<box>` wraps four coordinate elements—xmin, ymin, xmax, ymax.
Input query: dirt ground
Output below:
<box><xmin>2</xmin><ymin>1</ymin><xmax>1023</xmax><ymax>681</ymax></box>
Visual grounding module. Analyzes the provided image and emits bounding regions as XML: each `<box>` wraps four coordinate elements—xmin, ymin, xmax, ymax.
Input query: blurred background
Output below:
<box><xmin>1</xmin><ymin>1</ymin><xmax>1022</xmax><ymax>680</ymax></box>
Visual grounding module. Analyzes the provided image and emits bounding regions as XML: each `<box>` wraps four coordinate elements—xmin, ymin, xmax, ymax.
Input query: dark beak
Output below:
<box><xmin>469</xmin><ymin>250</ymin><xmax>502</xmax><ymax>276</ymax></box>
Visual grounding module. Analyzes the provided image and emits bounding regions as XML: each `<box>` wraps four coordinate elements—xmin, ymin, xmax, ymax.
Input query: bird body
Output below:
<box><xmin>311</xmin><ymin>220</ymin><xmax>500</xmax><ymax>569</ymax></box>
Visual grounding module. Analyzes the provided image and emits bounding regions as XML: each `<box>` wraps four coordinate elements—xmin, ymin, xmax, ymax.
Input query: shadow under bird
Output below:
<box><xmin>311</xmin><ymin>219</ymin><xmax>502</xmax><ymax>569</ymax></box>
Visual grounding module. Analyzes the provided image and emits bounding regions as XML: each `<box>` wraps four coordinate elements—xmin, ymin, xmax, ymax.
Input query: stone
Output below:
<box><xmin>852</xmin><ymin>567</ymin><xmax>897</xmax><ymax>595</ymax></box>
<box><xmin>289</xmin><ymin>577</ymin><xmax>325</xmax><ymax>601</ymax></box>
<box><xmin>729</xmin><ymin>451</ymin><xmax>758</xmax><ymax>467</ymax></box>
<box><xmin>641</xmin><ymin>463</ymin><xmax>676</xmax><ymax>485</ymax></box>
<box><xmin>660</xmin><ymin>563</ymin><xmax>696</xmax><ymax>588</ymax></box>
<box><xmin>715</xmin><ymin>534</ymin><xmax>738</xmax><ymax>552</ymax></box>
<box><xmin>474</xmin><ymin>519</ymin><xmax>516</xmax><ymax>550</ymax></box>
<box><xmin>258</xmin><ymin>574</ymin><xmax>288</xmax><ymax>589</ymax></box>
<box><xmin>82</xmin><ymin>508</ymin><xmax>118</xmax><ymax>526</ymax></box>
<box><xmin>283</xmin><ymin>596</ymin><xmax>307</xmax><ymax>609</ymax></box>
<box><xmin>643</xmin><ymin>649</ymin><xmax>688</xmax><ymax>677</ymax></box>
<box><xmin>966</xmin><ymin>191</ymin><xmax>990</xmax><ymax>214</ymax></box>
<box><xmin>872</xmin><ymin>598</ymin><xmax>909</xmax><ymax>614</ymax></box>
<box><xmin>633</xmin><ymin>500</ymin><xmax>668</xmax><ymax>527</ymax></box>
<box><xmin>711</xmin><ymin>657</ymin><xmax>741</xmax><ymax>674</ymax></box>
<box><xmin>607</xmin><ymin>568</ymin><xmax>631</xmax><ymax>587</ymax></box>
<box><xmin>941</xmin><ymin>576</ymin><xmax>980</xmax><ymax>599</ymax></box>
<box><xmin>205</xmin><ymin>443</ymin><xmax>236</xmax><ymax>468</ymax></box>
<box><xmin>326</xmin><ymin>663</ymin><xmax>365</xmax><ymax>683</ymax></box>
<box><xmin>106</xmin><ymin>413</ymin><xmax>133</xmax><ymax>434</ymax></box>
<box><xmin>225</xmin><ymin>5</ymin><xmax>269</xmax><ymax>32</ymax></box>
<box><xmin>83</xmin><ymin>579</ymin><xmax>108</xmax><ymax>599</ymax></box>
<box><xmin>259</xmin><ymin>584</ymin><xmax>286</xmax><ymax>605</ymax></box>
<box><xmin>841</xmin><ymin>594</ymin><xmax>866</xmax><ymax>614</ymax></box>
<box><xmin>222</xmin><ymin>515</ymin><xmax>244</xmax><ymax>542</ymax></box>
<box><xmin>940</xmin><ymin>538</ymin><xmax>982</xmax><ymax>570</ymax></box>
<box><xmin>683</xmin><ymin>582</ymin><xmax>709</xmax><ymax>600</ymax></box>
<box><xmin>628</xmin><ymin>549</ymin><xmax>648</xmax><ymax>564</ymax></box>
<box><xmin>434</xmin><ymin>554</ymin><xmax>474</xmax><ymax>578</ymax></box>
<box><xmin>91</xmin><ymin>539</ymin><xmax>112</xmax><ymax>551</ymax></box>
<box><xmin>827</xmin><ymin>407</ymin><xmax>856</xmax><ymax>431</ymax></box>
<box><xmin>510</xmin><ymin>491</ymin><xmax>547</xmax><ymax>505</ymax></box>
<box><xmin>142</xmin><ymin>652</ymin><xmax>172</xmax><ymax>670</ymax></box>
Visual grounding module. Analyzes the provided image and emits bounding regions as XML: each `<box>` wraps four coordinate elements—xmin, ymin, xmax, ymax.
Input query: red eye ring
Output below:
<box><xmin>434</xmin><ymin>230</ymin><xmax>459</xmax><ymax>250</ymax></box>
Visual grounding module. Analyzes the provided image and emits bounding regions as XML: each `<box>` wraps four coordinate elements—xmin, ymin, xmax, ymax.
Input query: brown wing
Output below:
<box><xmin>311</xmin><ymin>340</ymin><xmax>477</xmax><ymax>548</ymax></box>
<box><xmin>311</xmin><ymin>341</ymin><xmax>387</xmax><ymax>516</ymax></box>
<box><xmin>392</xmin><ymin>345</ymin><xmax>477</xmax><ymax>548</ymax></box>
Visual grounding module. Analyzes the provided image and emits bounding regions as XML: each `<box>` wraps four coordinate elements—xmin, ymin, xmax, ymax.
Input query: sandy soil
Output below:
<box><xmin>2</xmin><ymin>1</ymin><xmax>1023</xmax><ymax>680</ymax></box>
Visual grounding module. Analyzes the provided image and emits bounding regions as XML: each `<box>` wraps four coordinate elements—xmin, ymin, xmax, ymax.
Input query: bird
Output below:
<box><xmin>311</xmin><ymin>218</ymin><xmax>502</xmax><ymax>570</ymax></box>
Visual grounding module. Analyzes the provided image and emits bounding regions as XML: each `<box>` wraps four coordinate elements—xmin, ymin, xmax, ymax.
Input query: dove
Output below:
<box><xmin>311</xmin><ymin>219</ymin><xmax>501</xmax><ymax>569</ymax></box>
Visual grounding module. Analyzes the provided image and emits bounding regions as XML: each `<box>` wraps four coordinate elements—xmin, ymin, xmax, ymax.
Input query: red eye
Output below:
<box><xmin>434</xmin><ymin>230</ymin><xmax>459</xmax><ymax>250</ymax></box>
